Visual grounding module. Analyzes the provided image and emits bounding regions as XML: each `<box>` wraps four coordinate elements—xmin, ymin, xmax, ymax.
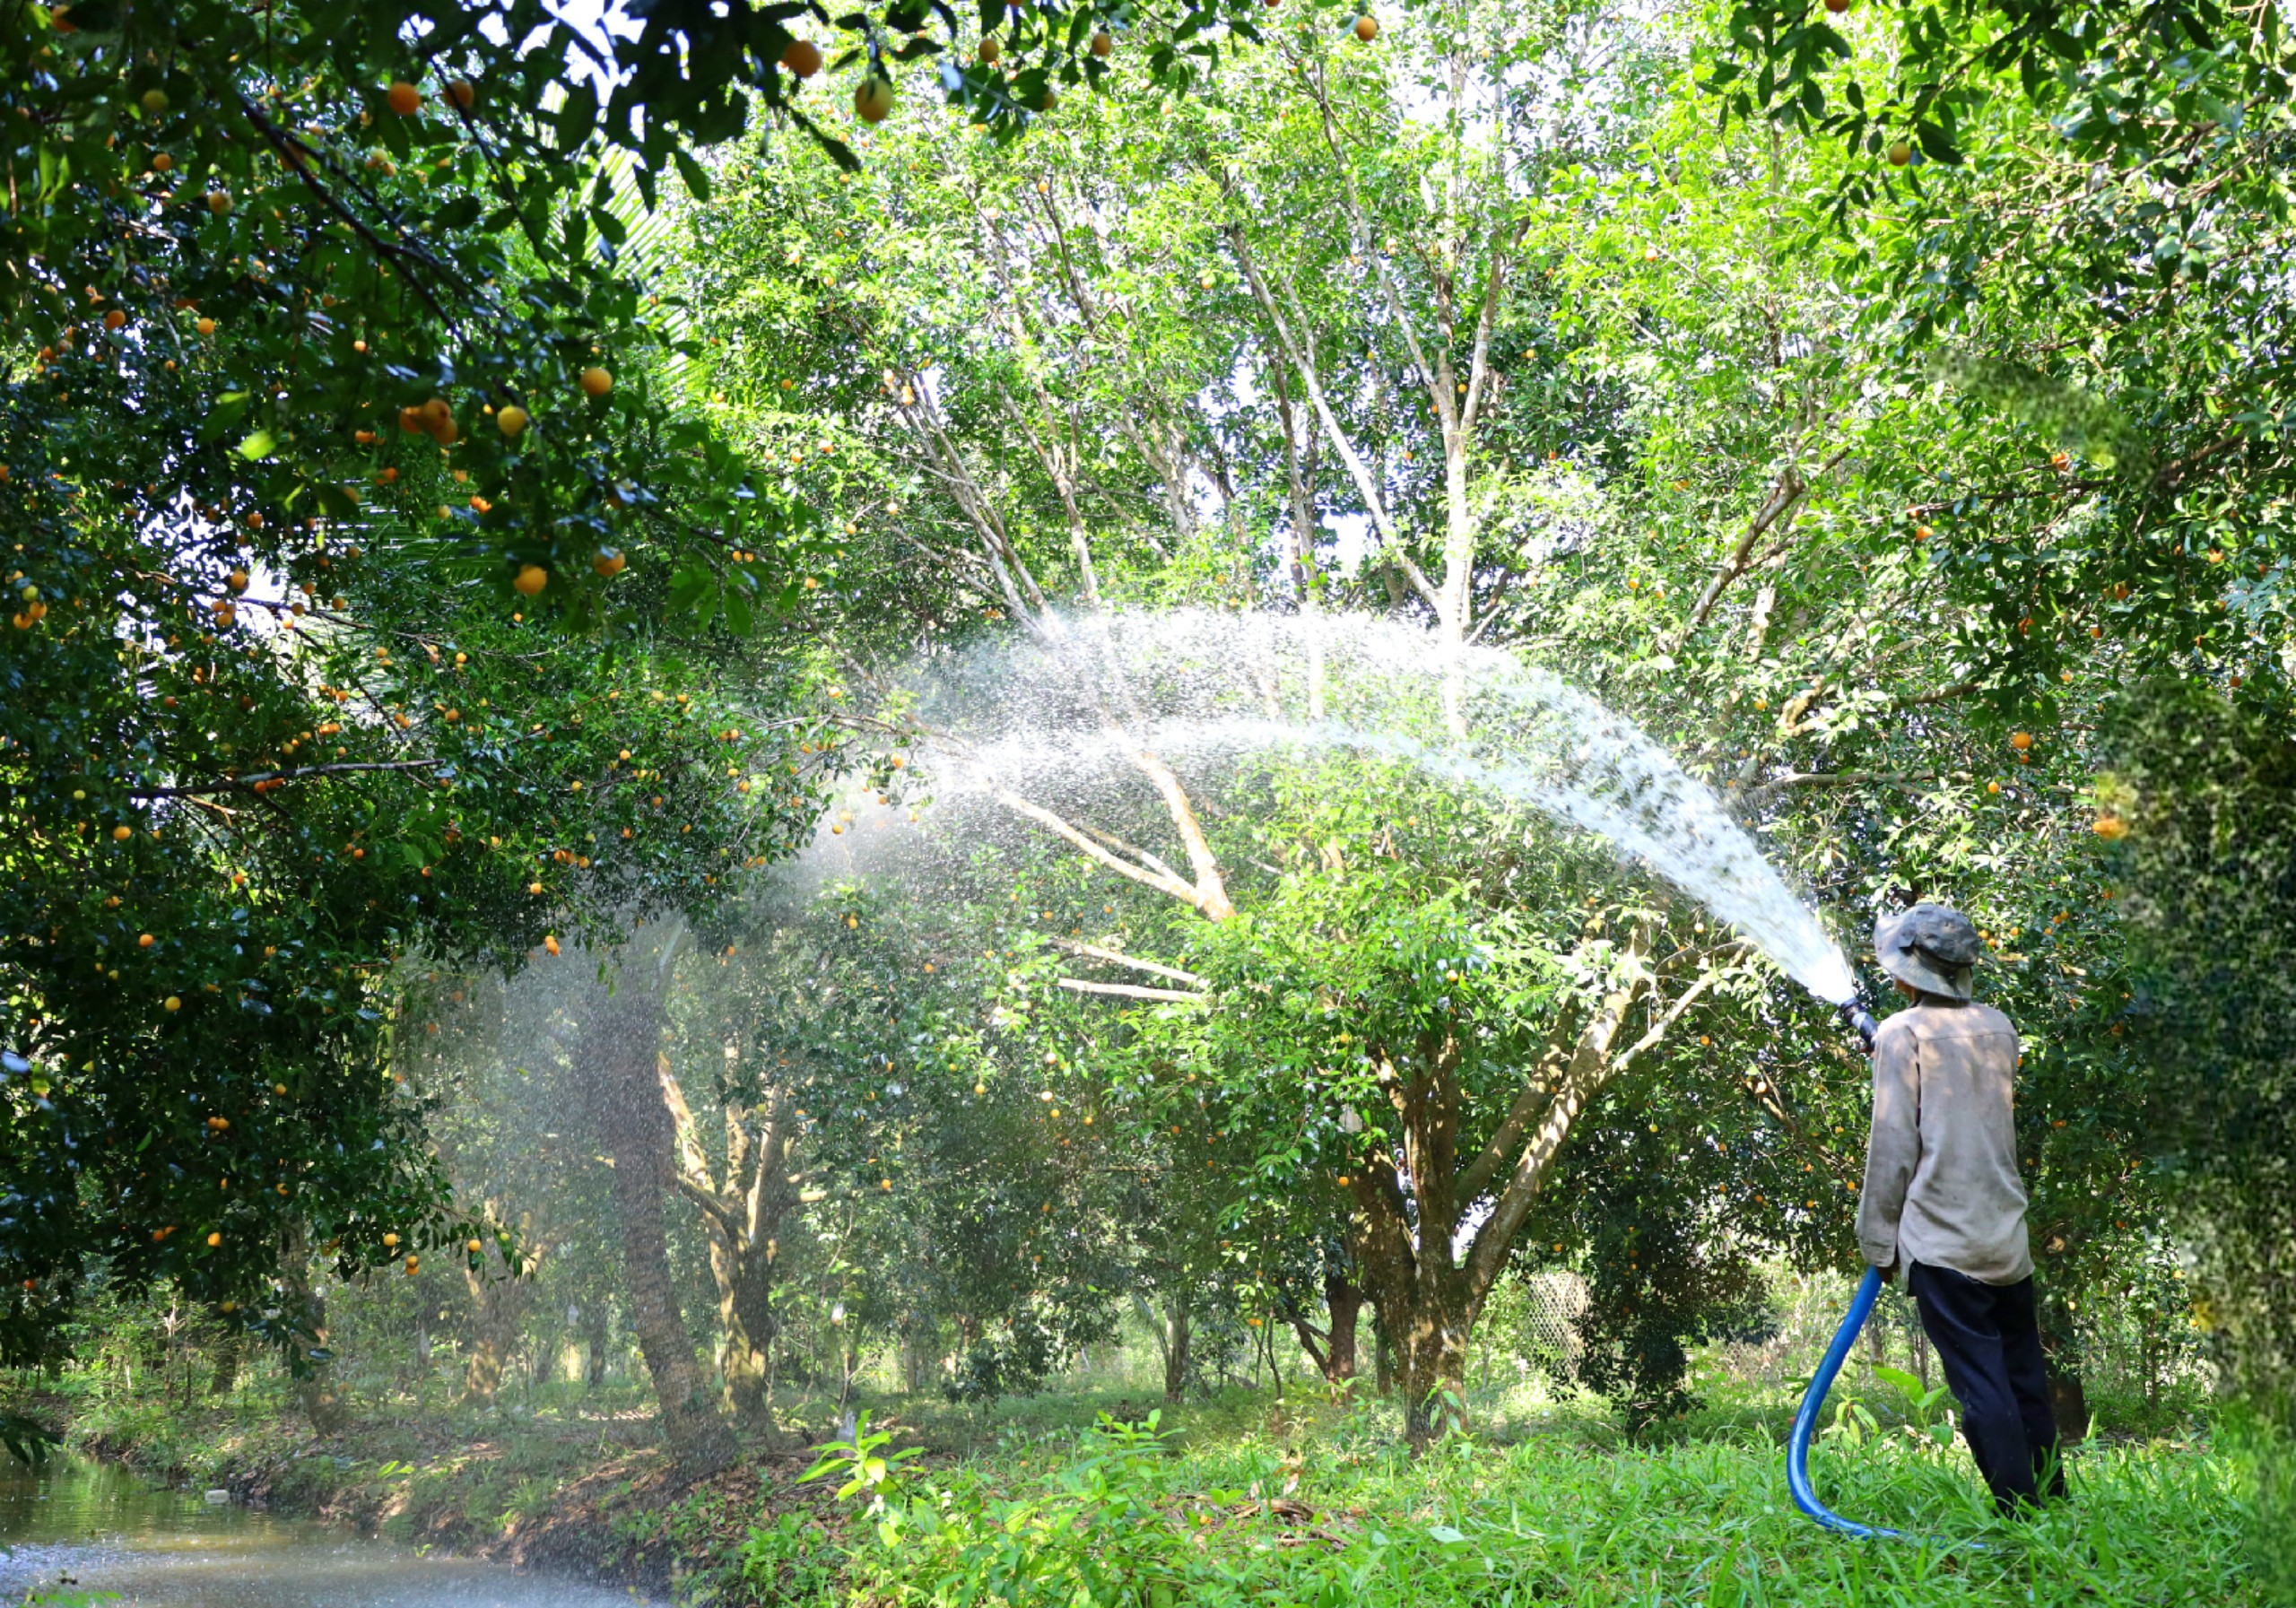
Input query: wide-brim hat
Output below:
<box><xmin>1874</xmin><ymin>903</ymin><xmax>1980</xmax><ymax>1001</ymax></box>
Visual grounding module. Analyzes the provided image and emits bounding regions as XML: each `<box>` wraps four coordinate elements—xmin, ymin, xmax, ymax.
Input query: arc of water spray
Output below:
<box><xmin>892</xmin><ymin>611</ymin><xmax>1860</xmax><ymax>1007</ymax></box>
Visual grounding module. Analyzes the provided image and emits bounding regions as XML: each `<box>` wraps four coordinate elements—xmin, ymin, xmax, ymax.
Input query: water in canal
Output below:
<box><xmin>0</xmin><ymin>1453</ymin><xmax>658</xmax><ymax>1606</ymax></box>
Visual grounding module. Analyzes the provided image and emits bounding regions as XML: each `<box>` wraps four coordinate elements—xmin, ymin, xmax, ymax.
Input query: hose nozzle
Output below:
<box><xmin>1838</xmin><ymin>1000</ymin><xmax>1878</xmax><ymax>1052</ymax></box>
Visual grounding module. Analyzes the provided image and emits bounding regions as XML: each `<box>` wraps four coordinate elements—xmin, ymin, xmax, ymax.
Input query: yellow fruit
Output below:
<box><xmin>141</xmin><ymin>88</ymin><xmax>169</xmax><ymax>114</ymax></box>
<box><xmin>1887</xmin><ymin>140</ymin><xmax>1912</xmax><ymax>167</ymax></box>
<box><xmin>978</xmin><ymin>35</ymin><xmax>1001</xmax><ymax>64</ymax></box>
<box><xmin>2092</xmin><ymin>815</ymin><xmax>2128</xmax><ymax>840</ymax></box>
<box><xmin>496</xmin><ymin>404</ymin><xmax>528</xmax><ymax>438</ymax></box>
<box><xmin>579</xmin><ymin>365</ymin><xmax>613</xmax><ymax>397</ymax></box>
<box><xmin>112</xmin><ymin>825</ymin><xmax>133</xmax><ymax>840</ymax></box>
<box><xmin>593</xmin><ymin>547</ymin><xmax>626</xmax><ymax>578</ymax></box>
<box><xmin>387</xmin><ymin>80</ymin><xmax>421</xmax><ymax>116</ymax></box>
<box><xmin>513</xmin><ymin>564</ymin><xmax>547</xmax><ymax>596</ymax></box>
<box><xmin>206</xmin><ymin>1231</ymin><xmax>222</xmax><ymax>1247</ymax></box>
<box><xmin>855</xmin><ymin>74</ymin><xmax>895</xmax><ymax>124</ymax></box>
<box><xmin>382</xmin><ymin>1231</ymin><xmax>401</xmax><ymax>1248</ymax></box>
<box><xmin>782</xmin><ymin>39</ymin><xmax>822</xmax><ymax>77</ymax></box>
<box><xmin>1090</xmin><ymin>28</ymin><xmax>1112</xmax><ymax>56</ymax></box>
<box><xmin>467</xmin><ymin>1238</ymin><xmax>483</xmax><ymax>1253</ymax></box>
<box><xmin>163</xmin><ymin>995</ymin><xmax>181</xmax><ymax>1012</ymax></box>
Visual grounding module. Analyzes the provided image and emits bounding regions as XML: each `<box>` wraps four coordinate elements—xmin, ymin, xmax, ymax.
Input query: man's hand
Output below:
<box><xmin>1878</xmin><ymin>1259</ymin><xmax>1900</xmax><ymax>1286</ymax></box>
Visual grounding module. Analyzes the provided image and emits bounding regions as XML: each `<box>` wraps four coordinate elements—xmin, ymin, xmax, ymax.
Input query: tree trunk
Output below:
<box><xmin>1386</xmin><ymin>1281</ymin><xmax>1474</xmax><ymax>1452</ymax></box>
<box><xmin>1323</xmin><ymin>1273</ymin><xmax>1364</xmax><ymax>1384</ymax></box>
<box><xmin>583</xmin><ymin>977</ymin><xmax>735</xmax><ymax>1477</ymax></box>
<box><xmin>206</xmin><ymin>1323</ymin><xmax>241</xmax><ymax>1399</ymax></box>
<box><xmin>1161</xmin><ymin>1291</ymin><xmax>1191</xmax><ymax>1403</ymax></box>
<box><xmin>279</xmin><ymin>1224</ymin><xmax>346</xmax><ymax>1436</ymax></box>
<box><xmin>578</xmin><ymin>1300</ymin><xmax>611</xmax><ymax>1389</ymax></box>
<box><xmin>1373</xmin><ymin>1306</ymin><xmax>1395</xmax><ymax>1395</ymax></box>
<box><xmin>2037</xmin><ymin>1295</ymin><xmax>2092</xmax><ymax>1444</ymax></box>
<box><xmin>461</xmin><ymin>1247</ymin><xmax>534</xmax><ymax>1406</ymax></box>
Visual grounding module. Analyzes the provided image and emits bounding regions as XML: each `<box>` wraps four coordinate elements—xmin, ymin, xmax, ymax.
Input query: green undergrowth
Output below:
<box><xmin>21</xmin><ymin>1371</ymin><xmax>2264</xmax><ymax>1607</ymax></box>
<box><xmin>801</xmin><ymin>1404</ymin><xmax>2259</xmax><ymax>1608</ymax></box>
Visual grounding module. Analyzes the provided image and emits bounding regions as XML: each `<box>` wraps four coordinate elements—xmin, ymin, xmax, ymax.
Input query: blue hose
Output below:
<box><xmin>1787</xmin><ymin>1265</ymin><xmax>1909</xmax><ymax>1542</ymax></box>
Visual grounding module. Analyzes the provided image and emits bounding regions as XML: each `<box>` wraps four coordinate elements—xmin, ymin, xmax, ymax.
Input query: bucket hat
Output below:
<box><xmin>1874</xmin><ymin>902</ymin><xmax>1980</xmax><ymax>1001</ymax></box>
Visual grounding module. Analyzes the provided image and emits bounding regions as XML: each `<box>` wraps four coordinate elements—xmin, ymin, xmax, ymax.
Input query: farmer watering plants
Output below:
<box><xmin>1857</xmin><ymin>903</ymin><xmax>2066</xmax><ymax>1518</ymax></box>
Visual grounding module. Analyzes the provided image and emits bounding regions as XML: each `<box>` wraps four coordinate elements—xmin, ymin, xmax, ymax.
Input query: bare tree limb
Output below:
<box><xmin>1055</xmin><ymin>977</ymin><xmax>1207</xmax><ymax>1004</ymax></box>
<box><xmin>1050</xmin><ymin>938</ymin><xmax>1205</xmax><ymax>985</ymax></box>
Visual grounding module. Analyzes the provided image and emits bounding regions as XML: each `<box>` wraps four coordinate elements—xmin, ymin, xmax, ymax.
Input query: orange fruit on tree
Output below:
<box><xmin>978</xmin><ymin>35</ymin><xmax>1000</xmax><ymax>64</ymax></box>
<box><xmin>782</xmin><ymin>39</ymin><xmax>822</xmax><ymax>77</ymax></box>
<box><xmin>163</xmin><ymin>995</ymin><xmax>181</xmax><ymax>1012</ymax></box>
<box><xmin>579</xmin><ymin>365</ymin><xmax>613</xmax><ymax>397</ymax></box>
<box><xmin>1089</xmin><ymin>28</ymin><xmax>1112</xmax><ymax>56</ymax></box>
<box><xmin>152</xmin><ymin>152</ymin><xmax>172</xmax><ymax>171</ymax></box>
<box><xmin>387</xmin><ymin>80</ymin><xmax>421</xmax><ymax>116</ymax></box>
<box><xmin>446</xmin><ymin>78</ymin><xmax>476</xmax><ymax>109</ymax></box>
<box><xmin>104</xmin><ymin>309</ymin><xmax>126</xmax><ymax>330</ymax></box>
<box><xmin>855</xmin><ymin>74</ymin><xmax>895</xmax><ymax>124</ymax></box>
<box><xmin>2009</xmin><ymin>730</ymin><xmax>2033</xmax><ymax>751</ymax></box>
<box><xmin>513</xmin><ymin>564</ymin><xmax>548</xmax><ymax>596</ymax></box>
<box><xmin>496</xmin><ymin>404</ymin><xmax>528</xmax><ymax>438</ymax></box>
<box><xmin>593</xmin><ymin>547</ymin><xmax>626</xmax><ymax>578</ymax></box>
<box><xmin>1887</xmin><ymin>140</ymin><xmax>1912</xmax><ymax>167</ymax></box>
<box><xmin>2092</xmin><ymin>815</ymin><xmax>2128</xmax><ymax>840</ymax></box>
<box><xmin>1825</xmin><ymin>0</ymin><xmax>1849</xmax><ymax>11</ymax></box>
<box><xmin>205</xmin><ymin>189</ymin><xmax>232</xmax><ymax>213</ymax></box>
<box><xmin>544</xmin><ymin>934</ymin><xmax>561</xmax><ymax>956</ymax></box>
<box><xmin>1354</xmin><ymin>13</ymin><xmax>1378</xmax><ymax>39</ymax></box>
<box><xmin>466</xmin><ymin>1238</ymin><xmax>483</xmax><ymax>1254</ymax></box>
<box><xmin>196</xmin><ymin>317</ymin><xmax>215</xmax><ymax>335</ymax></box>
<box><xmin>138</xmin><ymin>933</ymin><xmax>154</xmax><ymax>948</ymax></box>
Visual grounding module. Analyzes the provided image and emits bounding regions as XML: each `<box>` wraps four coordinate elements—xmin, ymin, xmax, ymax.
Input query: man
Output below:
<box><xmin>1857</xmin><ymin>901</ymin><xmax>2066</xmax><ymax>1517</ymax></box>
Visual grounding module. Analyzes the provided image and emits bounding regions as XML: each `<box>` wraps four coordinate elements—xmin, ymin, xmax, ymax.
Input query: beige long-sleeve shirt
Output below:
<box><xmin>1856</xmin><ymin>998</ymin><xmax>2033</xmax><ymax>1285</ymax></box>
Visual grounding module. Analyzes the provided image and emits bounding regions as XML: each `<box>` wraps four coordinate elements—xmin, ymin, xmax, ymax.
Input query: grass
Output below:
<box><xmin>802</xmin><ymin>1386</ymin><xmax>2258</xmax><ymax>1608</ymax></box>
<box><xmin>11</xmin><ymin>1359</ymin><xmax>2264</xmax><ymax>1606</ymax></box>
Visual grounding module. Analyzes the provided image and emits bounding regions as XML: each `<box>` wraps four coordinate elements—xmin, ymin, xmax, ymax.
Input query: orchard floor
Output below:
<box><xmin>17</xmin><ymin>1373</ymin><xmax>2263</xmax><ymax>1607</ymax></box>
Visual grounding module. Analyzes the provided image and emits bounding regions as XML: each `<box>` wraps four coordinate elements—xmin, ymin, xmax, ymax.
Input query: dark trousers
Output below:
<box><xmin>1907</xmin><ymin>1262</ymin><xmax>2067</xmax><ymax>1516</ymax></box>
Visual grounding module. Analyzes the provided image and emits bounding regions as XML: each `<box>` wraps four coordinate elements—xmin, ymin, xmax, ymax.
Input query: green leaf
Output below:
<box><xmin>238</xmin><ymin>429</ymin><xmax>277</xmax><ymax>461</ymax></box>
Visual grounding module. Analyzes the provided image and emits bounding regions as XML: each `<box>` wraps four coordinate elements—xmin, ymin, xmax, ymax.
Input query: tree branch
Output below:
<box><xmin>1055</xmin><ymin>977</ymin><xmax>1207</xmax><ymax>1004</ymax></box>
<box><xmin>131</xmin><ymin>759</ymin><xmax>446</xmax><ymax>799</ymax></box>
<box><xmin>1665</xmin><ymin>443</ymin><xmax>1853</xmax><ymax>651</ymax></box>
<box><xmin>1049</xmin><ymin>938</ymin><xmax>1205</xmax><ymax>986</ymax></box>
